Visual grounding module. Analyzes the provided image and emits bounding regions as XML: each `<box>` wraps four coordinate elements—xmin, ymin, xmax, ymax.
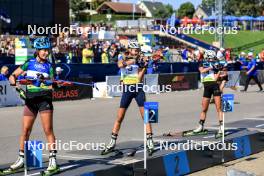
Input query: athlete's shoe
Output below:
<box><xmin>257</xmin><ymin>89</ymin><xmax>263</xmax><ymax>92</ymax></box>
<box><xmin>101</xmin><ymin>133</ymin><xmax>117</xmax><ymax>155</ymax></box>
<box><xmin>193</xmin><ymin>124</ymin><xmax>204</xmax><ymax>133</ymax></box>
<box><xmin>215</xmin><ymin>124</ymin><xmax>224</xmax><ymax>139</ymax></box>
<box><xmin>3</xmin><ymin>151</ymin><xmax>24</xmax><ymax>175</ymax></box>
<box><xmin>40</xmin><ymin>151</ymin><xmax>60</xmax><ymax>176</ymax></box>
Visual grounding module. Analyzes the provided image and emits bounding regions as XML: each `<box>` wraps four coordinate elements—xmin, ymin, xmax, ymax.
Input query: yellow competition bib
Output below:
<box><xmin>121</xmin><ymin>65</ymin><xmax>140</xmax><ymax>84</ymax></box>
<box><xmin>201</xmin><ymin>70</ymin><xmax>216</xmax><ymax>83</ymax></box>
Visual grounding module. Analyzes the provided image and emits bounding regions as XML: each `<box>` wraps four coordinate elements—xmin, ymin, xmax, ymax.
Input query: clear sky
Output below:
<box><xmin>118</xmin><ymin>0</ymin><xmax>202</xmax><ymax>9</ymax></box>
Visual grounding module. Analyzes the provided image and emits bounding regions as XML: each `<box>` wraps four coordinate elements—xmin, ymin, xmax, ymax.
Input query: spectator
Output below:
<box><xmin>239</xmin><ymin>52</ymin><xmax>248</xmax><ymax>68</ymax></box>
<box><xmin>181</xmin><ymin>47</ymin><xmax>188</xmax><ymax>62</ymax></box>
<box><xmin>101</xmin><ymin>47</ymin><xmax>109</xmax><ymax>64</ymax></box>
<box><xmin>92</xmin><ymin>40</ymin><xmax>103</xmax><ymax>63</ymax></box>
<box><xmin>108</xmin><ymin>44</ymin><xmax>119</xmax><ymax>63</ymax></box>
<box><xmin>0</xmin><ymin>66</ymin><xmax>9</xmax><ymax>81</ymax></box>
<box><xmin>225</xmin><ymin>49</ymin><xmax>231</xmax><ymax>62</ymax></box>
<box><xmin>259</xmin><ymin>48</ymin><xmax>264</xmax><ymax>62</ymax></box>
<box><xmin>217</xmin><ymin>48</ymin><xmax>225</xmax><ymax>60</ymax></box>
<box><xmin>55</xmin><ymin>67</ymin><xmax>64</xmax><ymax>80</ymax></box>
<box><xmin>163</xmin><ymin>47</ymin><xmax>172</xmax><ymax>62</ymax></box>
<box><xmin>82</xmin><ymin>43</ymin><xmax>94</xmax><ymax>64</ymax></box>
<box><xmin>242</xmin><ymin>52</ymin><xmax>263</xmax><ymax>92</ymax></box>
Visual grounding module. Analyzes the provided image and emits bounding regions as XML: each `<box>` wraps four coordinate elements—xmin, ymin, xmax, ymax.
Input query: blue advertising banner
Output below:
<box><xmin>25</xmin><ymin>141</ymin><xmax>43</xmax><ymax>168</ymax></box>
<box><xmin>163</xmin><ymin>151</ymin><xmax>190</xmax><ymax>176</ymax></box>
<box><xmin>144</xmin><ymin>102</ymin><xmax>159</xmax><ymax>124</ymax></box>
<box><xmin>233</xmin><ymin>136</ymin><xmax>252</xmax><ymax>159</ymax></box>
<box><xmin>222</xmin><ymin>94</ymin><xmax>234</xmax><ymax>112</ymax></box>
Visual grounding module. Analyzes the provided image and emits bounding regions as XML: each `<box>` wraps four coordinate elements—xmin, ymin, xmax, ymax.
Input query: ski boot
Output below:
<box><xmin>3</xmin><ymin>151</ymin><xmax>24</xmax><ymax>175</ymax></box>
<box><xmin>183</xmin><ymin>120</ymin><xmax>208</xmax><ymax>137</ymax></box>
<box><xmin>215</xmin><ymin>121</ymin><xmax>224</xmax><ymax>139</ymax></box>
<box><xmin>146</xmin><ymin>133</ymin><xmax>155</xmax><ymax>156</ymax></box>
<box><xmin>101</xmin><ymin>133</ymin><xmax>117</xmax><ymax>155</ymax></box>
<box><xmin>40</xmin><ymin>151</ymin><xmax>60</xmax><ymax>176</ymax></box>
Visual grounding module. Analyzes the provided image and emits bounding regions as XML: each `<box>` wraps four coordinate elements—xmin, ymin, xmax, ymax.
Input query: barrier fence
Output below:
<box><xmin>1</xmin><ymin>62</ymin><xmax>264</xmax><ymax>82</ymax></box>
<box><xmin>1</xmin><ymin>70</ymin><xmax>264</xmax><ymax>107</ymax></box>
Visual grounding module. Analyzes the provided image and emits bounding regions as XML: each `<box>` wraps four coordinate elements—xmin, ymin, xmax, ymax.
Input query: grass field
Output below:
<box><xmin>189</xmin><ymin>31</ymin><xmax>264</xmax><ymax>54</ymax></box>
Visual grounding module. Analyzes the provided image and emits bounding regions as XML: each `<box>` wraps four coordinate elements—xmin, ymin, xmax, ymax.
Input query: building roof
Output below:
<box><xmin>97</xmin><ymin>2</ymin><xmax>145</xmax><ymax>14</ymax></box>
<box><xmin>141</xmin><ymin>1</ymin><xmax>165</xmax><ymax>15</ymax></box>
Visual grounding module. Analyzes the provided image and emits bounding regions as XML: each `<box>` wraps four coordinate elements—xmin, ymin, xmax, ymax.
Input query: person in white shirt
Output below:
<box><xmin>216</xmin><ymin>48</ymin><xmax>225</xmax><ymax>60</ymax></box>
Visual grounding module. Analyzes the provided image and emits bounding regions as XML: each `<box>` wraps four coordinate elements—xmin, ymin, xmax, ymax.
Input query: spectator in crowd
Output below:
<box><xmin>55</xmin><ymin>67</ymin><xmax>64</xmax><ymax>80</ymax></box>
<box><xmin>82</xmin><ymin>43</ymin><xmax>94</xmax><ymax>64</ymax></box>
<box><xmin>153</xmin><ymin>48</ymin><xmax>164</xmax><ymax>62</ymax></box>
<box><xmin>217</xmin><ymin>48</ymin><xmax>225</xmax><ymax>60</ymax></box>
<box><xmin>0</xmin><ymin>66</ymin><xmax>9</xmax><ymax>81</ymax></box>
<box><xmin>163</xmin><ymin>47</ymin><xmax>172</xmax><ymax>62</ymax></box>
<box><xmin>259</xmin><ymin>48</ymin><xmax>264</xmax><ymax>62</ymax></box>
<box><xmin>92</xmin><ymin>40</ymin><xmax>103</xmax><ymax>63</ymax></box>
<box><xmin>242</xmin><ymin>52</ymin><xmax>263</xmax><ymax>92</ymax></box>
<box><xmin>187</xmin><ymin>48</ymin><xmax>194</xmax><ymax>62</ymax></box>
<box><xmin>181</xmin><ymin>47</ymin><xmax>189</xmax><ymax>62</ymax></box>
<box><xmin>225</xmin><ymin>49</ymin><xmax>231</xmax><ymax>62</ymax></box>
<box><xmin>239</xmin><ymin>52</ymin><xmax>248</xmax><ymax>68</ymax></box>
<box><xmin>194</xmin><ymin>48</ymin><xmax>204</xmax><ymax>62</ymax></box>
<box><xmin>108</xmin><ymin>44</ymin><xmax>119</xmax><ymax>63</ymax></box>
<box><xmin>101</xmin><ymin>47</ymin><xmax>109</xmax><ymax>64</ymax></box>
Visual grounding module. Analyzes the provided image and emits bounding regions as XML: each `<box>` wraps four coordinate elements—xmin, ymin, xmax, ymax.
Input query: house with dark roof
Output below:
<box><xmin>96</xmin><ymin>2</ymin><xmax>145</xmax><ymax>15</ymax></box>
<box><xmin>193</xmin><ymin>5</ymin><xmax>214</xmax><ymax>19</ymax></box>
<box><xmin>138</xmin><ymin>1</ymin><xmax>165</xmax><ymax>18</ymax></box>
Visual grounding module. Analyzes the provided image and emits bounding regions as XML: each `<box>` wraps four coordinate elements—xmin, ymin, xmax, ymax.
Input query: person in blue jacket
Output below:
<box><xmin>242</xmin><ymin>52</ymin><xmax>263</xmax><ymax>92</ymax></box>
<box><xmin>0</xmin><ymin>66</ymin><xmax>9</xmax><ymax>81</ymax></box>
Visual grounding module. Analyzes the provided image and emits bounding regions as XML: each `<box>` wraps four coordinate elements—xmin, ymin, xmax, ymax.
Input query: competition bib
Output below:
<box><xmin>201</xmin><ymin>71</ymin><xmax>215</xmax><ymax>83</ymax></box>
<box><xmin>121</xmin><ymin>65</ymin><xmax>139</xmax><ymax>84</ymax></box>
<box><xmin>200</xmin><ymin>62</ymin><xmax>216</xmax><ymax>83</ymax></box>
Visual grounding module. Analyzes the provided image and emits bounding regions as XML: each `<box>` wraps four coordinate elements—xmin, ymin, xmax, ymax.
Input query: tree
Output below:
<box><xmin>70</xmin><ymin>0</ymin><xmax>87</xmax><ymax>21</ymax></box>
<box><xmin>201</xmin><ymin>0</ymin><xmax>215</xmax><ymax>9</ymax></box>
<box><xmin>153</xmin><ymin>4</ymin><xmax>175</xmax><ymax>19</ymax></box>
<box><xmin>224</xmin><ymin>0</ymin><xmax>263</xmax><ymax>16</ymax></box>
<box><xmin>177</xmin><ymin>2</ymin><xmax>195</xmax><ymax>18</ymax></box>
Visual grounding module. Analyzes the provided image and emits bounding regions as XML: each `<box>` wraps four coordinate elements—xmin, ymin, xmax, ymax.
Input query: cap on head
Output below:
<box><xmin>220</xmin><ymin>47</ymin><xmax>225</xmax><ymax>51</ymax></box>
<box><xmin>56</xmin><ymin>67</ymin><xmax>64</xmax><ymax>72</ymax></box>
<box><xmin>248</xmin><ymin>52</ymin><xmax>254</xmax><ymax>57</ymax></box>
<box><xmin>240</xmin><ymin>52</ymin><xmax>246</xmax><ymax>55</ymax></box>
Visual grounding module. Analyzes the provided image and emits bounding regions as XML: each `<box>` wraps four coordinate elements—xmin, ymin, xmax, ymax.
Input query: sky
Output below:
<box><xmin>118</xmin><ymin>0</ymin><xmax>203</xmax><ymax>9</ymax></box>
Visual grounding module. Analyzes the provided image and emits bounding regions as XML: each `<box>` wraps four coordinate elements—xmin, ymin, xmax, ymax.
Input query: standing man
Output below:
<box><xmin>217</xmin><ymin>48</ymin><xmax>225</xmax><ymax>61</ymax></box>
<box><xmin>0</xmin><ymin>66</ymin><xmax>9</xmax><ymax>81</ymax></box>
<box><xmin>55</xmin><ymin>67</ymin><xmax>64</xmax><ymax>80</ymax></box>
<box><xmin>82</xmin><ymin>43</ymin><xmax>94</xmax><ymax>64</ymax></box>
<box><xmin>259</xmin><ymin>48</ymin><xmax>264</xmax><ymax>62</ymax></box>
<box><xmin>239</xmin><ymin>52</ymin><xmax>248</xmax><ymax>68</ymax></box>
<box><xmin>242</xmin><ymin>52</ymin><xmax>263</xmax><ymax>92</ymax></box>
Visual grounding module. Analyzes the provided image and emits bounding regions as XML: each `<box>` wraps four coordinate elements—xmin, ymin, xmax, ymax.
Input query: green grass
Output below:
<box><xmin>189</xmin><ymin>31</ymin><xmax>264</xmax><ymax>54</ymax></box>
